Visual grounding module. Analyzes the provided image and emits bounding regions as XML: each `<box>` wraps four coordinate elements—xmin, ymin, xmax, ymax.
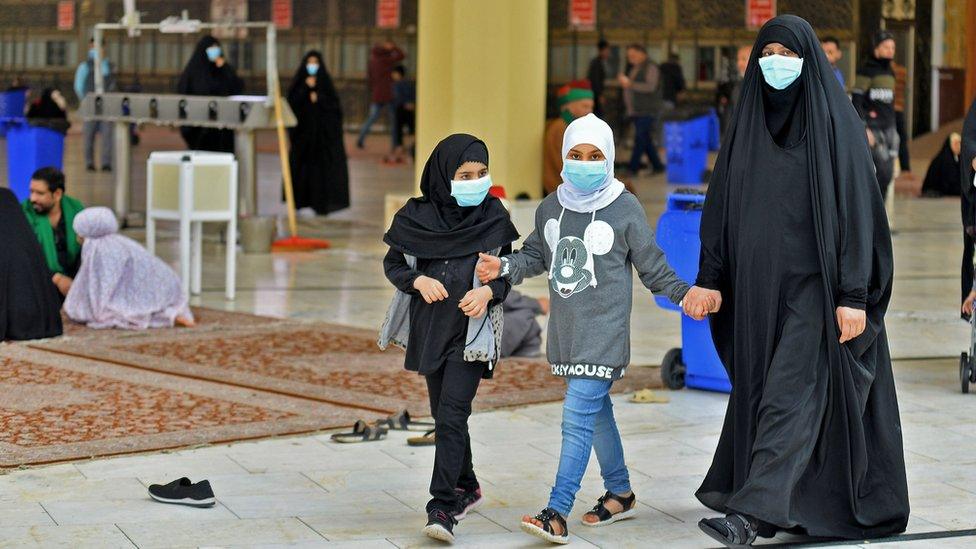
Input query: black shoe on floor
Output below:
<box><xmin>423</xmin><ymin>509</ymin><xmax>457</xmax><ymax>543</ymax></box>
<box><xmin>148</xmin><ymin>477</ymin><xmax>215</xmax><ymax>507</ymax></box>
<box><xmin>453</xmin><ymin>487</ymin><xmax>484</xmax><ymax>520</ymax></box>
<box><xmin>86</xmin><ymin>164</ymin><xmax>96</xmax><ymax>172</ymax></box>
<box><xmin>102</xmin><ymin>165</ymin><xmax>112</xmax><ymax>172</ymax></box>
<box><xmin>698</xmin><ymin>513</ymin><xmax>758</xmax><ymax>547</ymax></box>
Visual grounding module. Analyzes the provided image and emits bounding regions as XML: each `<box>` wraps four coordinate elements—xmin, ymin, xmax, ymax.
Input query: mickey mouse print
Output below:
<box><xmin>545</xmin><ymin>210</ymin><xmax>615</xmax><ymax>298</ymax></box>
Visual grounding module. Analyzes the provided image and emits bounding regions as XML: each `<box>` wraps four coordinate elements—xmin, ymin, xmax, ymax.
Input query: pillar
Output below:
<box><xmin>415</xmin><ymin>0</ymin><xmax>548</xmax><ymax>198</ymax></box>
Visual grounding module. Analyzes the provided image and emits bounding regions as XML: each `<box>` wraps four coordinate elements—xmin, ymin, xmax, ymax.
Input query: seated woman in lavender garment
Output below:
<box><xmin>63</xmin><ymin>207</ymin><xmax>194</xmax><ymax>329</ymax></box>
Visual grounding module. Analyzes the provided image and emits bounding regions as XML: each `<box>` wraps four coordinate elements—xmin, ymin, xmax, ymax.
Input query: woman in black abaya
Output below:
<box><xmin>694</xmin><ymin>16</ymin><xmax>909</xmax><ymax>546</ymax></box>
<box><xmin>177</xmin><ymin>35</ymin><xmax>244</xmax><ymax>153</ymax></box>
<box><xmin>0</xmin><ymin>188</ymin><xmax>62</xmax><ymax>341</ymax></box>
<box><xmin>286</xmin><ymin>51</ymin><xmax>350</xmax><ymax>214</ymax></box>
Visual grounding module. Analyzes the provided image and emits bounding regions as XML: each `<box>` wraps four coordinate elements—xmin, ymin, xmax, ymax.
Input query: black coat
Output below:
<box><xmin>177</xmin><ymin>36</ymin><xmax>244</xmax><ymax>153</ymax></box>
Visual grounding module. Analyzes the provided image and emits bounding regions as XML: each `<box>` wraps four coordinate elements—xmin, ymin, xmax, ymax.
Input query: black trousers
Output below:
<box><xmin>963</xmin><ymin>230</ymin><xmax>974</xmax><ymax>308</ymax></box>
<box><xmin>895</xmin><ymin>111</ymin><xmax>911</xmax><ymax>172</ymax></box>
<box><xmin>425</xmin><ymin>359</ymin><xmax>485</xmax><ymax>513</ymax></box>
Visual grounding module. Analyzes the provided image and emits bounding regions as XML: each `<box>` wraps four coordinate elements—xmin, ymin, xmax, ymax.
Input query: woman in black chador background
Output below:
<box><xmin>694</xmin><ymin>15</ymin><xmax>909</xmax><ymax>547</ymax></box>
<box><xmin>177</xmin><ymin>35</ymin><xmax>244</xmax><ymax>153</ymax></box>
<box><xmin>286</xmin><ymin>50</ymin><xmax>350</xmax><ymax>215</ymax></box>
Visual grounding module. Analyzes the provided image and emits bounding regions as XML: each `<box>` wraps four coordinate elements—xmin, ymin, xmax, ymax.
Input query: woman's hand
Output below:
<box><xmin>477</xmin><ymin>253</ymin><xmax>502</xmax><ymax>283</ymax></box>
<box><xmin>459</xmin><ymin>286</ymin><xmax>493</xmax><ymax>318</ymax></box>
<box><xmin>682</xmin><ymin>286</ymin><xmax>721</xmax><ymax>321</ymax></box>
<box><xmin>413</xmin><ymin>275</ymin><xmax>448</xmax><ymax>304</ymax></box>
<box><xmin>836</xmin><ymin>306</ymin><xmax>867</xmax><ymax>343</ymax></box>
<box><xmin>963</xmin><ymin>291</ymin><xmax>976</xmax><ymax>317</ymax></box>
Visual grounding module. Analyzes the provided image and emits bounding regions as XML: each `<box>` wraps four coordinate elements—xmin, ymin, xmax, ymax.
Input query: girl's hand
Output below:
<box><xmin>964</xmin><ymin>291</ymin><xmax>976</xmax><ymax>316</ymax></box>
<box><xmin>459</xmin><ymin>286</ymin><xmax>493</xmax><ymax>318</ymax></box>
<box><xmin>477</xmin><ymin>253</ymin><xmax>501</xmax><ymax>283</ymax></box>
<box><xmin>414</xmin><ymin>275</ymin><xmax>448</xmax><ymax>304</ymax></box>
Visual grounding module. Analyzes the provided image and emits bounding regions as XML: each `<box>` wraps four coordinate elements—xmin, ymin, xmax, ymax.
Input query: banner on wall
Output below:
<box><xmin>211</xmin><ymin>0</ymin><xmax>248</xmax><ymax>39</ymax></box>
<box><xmin>57</xmin><ymin>1</ymin><xmax>75</xmax><ymax>31</ymax></box>
<box><xmin>569</xmin><ymin>0</ymin><xmax>597</xmax><ymax>30</ymax></box>
<box><xmin>272</xmin><ymin>0</ymin><xmax>292</xmax><ymax>30</ymax></box>
<box><xmin>377</xmin><ymin>0</ymin><xmax>401</xmax><ymax>29</ymax></box>
<box><xmin>745</xmin><ymin>0</ymin><xmax>776</xmax><ymax>29</ymax></box>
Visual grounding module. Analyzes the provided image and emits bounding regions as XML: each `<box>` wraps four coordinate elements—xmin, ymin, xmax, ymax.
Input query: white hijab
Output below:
<box><xmin>555</xmin><ymin>113</ymin><xmax>626</xmax><ymax>213</ymax></box>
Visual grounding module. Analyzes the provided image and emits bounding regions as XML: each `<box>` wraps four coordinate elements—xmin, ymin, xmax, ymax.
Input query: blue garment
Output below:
<box><xmin>356</xmin><ymin>101</ymin><xmax>394</xmax><ymax>147</ymax></box>
<box><xmin>393</xmin><ymin>79</ymin><xmax>416</xmax><ymax>108</ymax></box>
<box><xmin>73</xmin><ymin>58</ymin><xmax>111</xmax><ymax>99</ymax></box>
<box><xmin>547</xmin><ymin>378</ymin><xmax>631</xmax><ymax>516</ymax></box>
<box><xmin>832</xmin><ymin>66</ymin><xmax>846</xmax><ymax>89</ymax></box>
<box><xmin>628</xmin><ymin>115</ymin><xmax>665</xmax><ymax>172</ymax></box>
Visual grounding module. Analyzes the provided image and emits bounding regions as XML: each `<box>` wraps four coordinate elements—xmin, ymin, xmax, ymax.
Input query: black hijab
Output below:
<box><xmin>0</xmin><ymin>188</ymin><xmax>62</xmax><ymax>341</ymax></box>
<box><xmin>384</xmin><ymin>134</ymin><xmax>519</xmax><ymax>259</ymax></box>
<box><xmin>700</xmin><ymin>13</ymin><xmax>892</xmax><ymax>389</ymax></box>
<box><xmin>757</xmin><ymin>26</ymin><xmax>806</xmax><ymax>147</ymax></box>
<box><xmin>921</xmin><ymin>134</ymin><xmax>961</xmax><ymax>197</ymax></box>
<box><xmin>177</xmin><ymin>36</ymin><xmax>243</xmax><ymax>96</ymax></box>
<box><xmin>287</xmin><ymin>50</ymin><xmax>341</xmax><ymax>110</ymax></box>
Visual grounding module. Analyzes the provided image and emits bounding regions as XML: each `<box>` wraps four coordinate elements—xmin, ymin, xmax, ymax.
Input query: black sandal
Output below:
<box><xmin>381</xmin><ymin>409</ymin><xmax>435</xmax><ymax>432</ymax></box>
<box><xmin>330</xmin><ymin>420</ymin><xmax>388</xmax><ymax>443</ymax></box>
<box><xmin>520</xmin><ymin>507</ymin><xmax>569</xmax><ymax>545</ymax></box>
<box><xmin>581</xmin><ymin>491</ymin><xmax>638</xmax><ymax>527</ymax></box>
<box><xmin>698</xmin><ymin>513</ymin><xmax>758</xmax><ymax>547</ymax></box>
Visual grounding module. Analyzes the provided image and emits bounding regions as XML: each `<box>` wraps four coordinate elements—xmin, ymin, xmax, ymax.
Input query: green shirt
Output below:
<box><xmin>21</xmin><ymin>194</ymin><xmax>84</xmax><ymax>275</ymax></box>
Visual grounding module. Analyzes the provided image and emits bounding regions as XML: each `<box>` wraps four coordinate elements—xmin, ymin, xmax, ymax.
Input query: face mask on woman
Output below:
<box><xmin>206</xmin><ymin>45</ymin><xmax>222</xmax><ymax>62</ymax></box>
<box><xmin>306</xmin><ymin>63</ymin><xmax>319</xmax><ymax>76</ymax></box>
<box><xmin>758</xmin><ymin>54</ymin><xmax>804</xmax><ymax>90</ymax></box>
<box><xmin>562</xmin><ymin>159</ymin><xmax>609</xmax><ymax>193</ymax></box>
<box><xmin>450</xmin><ymin>174</ymin><xmax>493</xmax><ymax>207</ymax></box>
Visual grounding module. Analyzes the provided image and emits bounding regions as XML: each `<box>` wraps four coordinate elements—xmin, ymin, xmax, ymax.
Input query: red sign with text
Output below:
<box><xmin>376</xmin><ymin>0</ymin><xmax>400</xmax><ymax>29</ymax></box>
<box><xmin>272</xmin><ymin>0</ymin><xmax>292</xmax><ymax>30</ymax></box>
<box><xmin>746</xmin><ymin>0</ymin><xmax>776</xmax><ymax>29</ymax></box>
<box><xmin>57</xmin><ymin>1</ymin><xmax>75</xmax><ymax>31</ymax></box>
<box><xmin>569</xmin><ymin>0</ymin><xmax>597</xmax><ymax>30</ymax></box>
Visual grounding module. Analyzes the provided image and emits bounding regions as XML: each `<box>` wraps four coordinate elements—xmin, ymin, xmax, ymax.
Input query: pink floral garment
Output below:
<box><xmin>64</xmin><ymin>207</ymin><xmax>193</xmax><ymax>330</ymax></box>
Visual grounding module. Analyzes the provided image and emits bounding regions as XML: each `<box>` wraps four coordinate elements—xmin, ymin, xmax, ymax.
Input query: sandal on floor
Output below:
<box><xmin>581</xmin><ymin>491</ymin><xmax>638</xmax><ymax>527</ymax></box>
<box><xmin>407</xmin><ymin>429</ymin><xmax>436</xmax><ymax>447</ymax></box>
<box><xmin>629</xmin><ymin>388</ymin><xmax>670</xmax><ymax>404</ymax></box>
<box><xmin>382</xmin><ymin>409</ymin><xmax>436</xmax><ymax>432</ymax></box>
<box><xmin>698</xmin><ymin>514</ymin><xmax>758</xmax><ymax>547</ymax></box>
<box><xmin>520</xmin><ymin>507</ymin><xmax>569</xmax><ymax>545</ymax></box>
<box><xmin>330</xmin><ymin>420</ymin><xmax>388</xmax><ymax>443</ymax></box>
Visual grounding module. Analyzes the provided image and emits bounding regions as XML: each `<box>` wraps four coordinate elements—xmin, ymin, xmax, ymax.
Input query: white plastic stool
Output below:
<box><xmin>146</xmin><ymin>151</ymin><xmax>238</xmax><ymax>300</ymax></box>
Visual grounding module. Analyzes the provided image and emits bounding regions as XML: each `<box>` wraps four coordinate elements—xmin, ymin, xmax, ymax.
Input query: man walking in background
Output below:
<box><xmin>357</xmin><ymin>40</ymin><xmax>405</xmax><ymax>150</ymax></box>
<box><xmin>619</xmin><ymin>44</ymin><xmax>665</xmax><ymax>175</ymax></box>
<box><xmin>586</xmin><ymin>40</ymin><xmax>611</xmax><ymax>118</ymax></box>
<box><xmin>853</xmin><ymin>30</ymin><xmax>898</xmax><ymax>198</ymax></box>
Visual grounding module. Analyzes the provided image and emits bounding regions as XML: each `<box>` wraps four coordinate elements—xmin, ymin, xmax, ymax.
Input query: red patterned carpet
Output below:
<box><xmin>4</xmin><ymin>308</ymin><xmax>660</xmax><ymax>467</ymax></box>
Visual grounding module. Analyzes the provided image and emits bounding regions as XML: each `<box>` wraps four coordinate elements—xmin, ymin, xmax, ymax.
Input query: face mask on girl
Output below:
<box><xmin>562</xmin><ymin>159</ymin><xmax>609</xmax><ymax>193</ymax></box>
<box><xmin>450</xmin><ymin>174</ymin><xmax>492</xmax><ymax>207</ymax></box>
<box><xmin>306</xmin><ymin>63</ymin><xmax>320</xmax><ymax>76</ymax></box>
<box><xmin>206</xmin><ymin>45</ymin><xmax>222</xmax><ymax>62</ymax></box>
<box><xmin>758</xmin><ymin>54</ymin><xmax>804</xmax><ymax>90</ymax></box>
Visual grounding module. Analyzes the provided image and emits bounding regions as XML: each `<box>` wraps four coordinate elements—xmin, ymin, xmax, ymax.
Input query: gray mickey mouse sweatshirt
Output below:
<box><xmin>501</xmin><ymin>191</ymin><xmax>690</xmax><ymax>381</ymax></box>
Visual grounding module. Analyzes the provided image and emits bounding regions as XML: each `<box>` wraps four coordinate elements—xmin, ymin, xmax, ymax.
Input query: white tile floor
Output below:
<box><xmin>2</xmin><ymin>126</ymin><xmax>976</xmax><ymax>547</ymax></box>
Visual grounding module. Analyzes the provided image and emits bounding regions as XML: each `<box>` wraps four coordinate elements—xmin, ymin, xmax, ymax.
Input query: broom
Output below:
<box><xmin>271</xmin><ymin>75</ymin><xmax>331</xmax><ymax>251</ymax></box>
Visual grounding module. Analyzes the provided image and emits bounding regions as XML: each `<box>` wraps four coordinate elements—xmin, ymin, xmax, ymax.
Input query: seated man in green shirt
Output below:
<box><xmin>21</xmin><ymin>167</ymin><xmax>85</xmax><ymax>295</ymax></box>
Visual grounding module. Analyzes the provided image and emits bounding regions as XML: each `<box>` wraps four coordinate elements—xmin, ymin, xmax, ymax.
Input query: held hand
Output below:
<box><xmin>964</xmin><ymin>291</ymin><xmax>976</xmax><ymax>317</ymax></box>
<box><xmin>836</xmin><ymin>306</ymin><xmax>867</xmax><ymax>343</ymax></box>
<box><xmin>476</xmin><ymin>253</ymin><xmax>502</xmax><ymax>284</ymax></box>
<box><xmin>682</xmin><ymin>286</ymin><xmax>721</xmax><ymax>321</ymax></box>
<box><xmin>459</xmin><ymin>286</ymin><xmax>493</xmax><ymax>318</ymax></box>
<box><xmin>413</xmin><ymin>275</ymin><xmax>448</xmax><ymax>304</ymax></box>
<box><xmin>538</xmin><ymin>296</ymin><xmax>551</xmax><ymax>315</ymax></box>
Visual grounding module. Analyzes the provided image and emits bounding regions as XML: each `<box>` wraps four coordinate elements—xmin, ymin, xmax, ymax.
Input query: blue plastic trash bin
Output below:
<box><xmin>654</xmin><ymin>189</ymin><xmax>731</xmax><ymax>393</ymax></box>
<box><xmin>664</xmin><ymin>112</ymin><xmax>715</xmax><ymax>184</ymax></box>
<box><xmin>0</xmin><ymin>89</ymin><xmax>26</xmax><ymax>137</ymax></box>
<box><xmin>6</xmin><ymin>121</ymin><xmax>65</xmax><ymax>201</ymax></box>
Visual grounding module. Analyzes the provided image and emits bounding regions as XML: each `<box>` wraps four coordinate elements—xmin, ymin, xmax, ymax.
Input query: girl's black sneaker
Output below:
<box><xmin>453</xmin><ymin>487</ymin><xmax>484</xmax><ymax>520</ymax></box>
<box><xmin>423</xmin><ymin>509</ymin><xmax>457</xmax><ymax>543</ymax></box>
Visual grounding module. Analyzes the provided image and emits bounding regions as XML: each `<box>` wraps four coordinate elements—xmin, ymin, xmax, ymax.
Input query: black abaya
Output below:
<box><xmin>0</xmin><ymin>188</ymin><xmax>62</xmax><ymax>341</ymax></box>
<box><xmin>286</xmin><ymin>51</ymin><xmax>350</xmax><ymax>214</ymax></box>
<box><xmin>695</xmin><ymin>15</ymin><xmax>909</xmax><ymax>539</ymax></box>
<box><xmin>177</xmin><ymin>36</ymin><xmax>244</xmax><ymax>153</ymax></box>
<box><xmin>960</xmin><ymin>101</ymin><xmax>976</xmax><ymax>306</ymax></box>
<box><xmin>920</xmin><ymin>136</ymin><xmax>961</xmax><ymax>197</ymax></box>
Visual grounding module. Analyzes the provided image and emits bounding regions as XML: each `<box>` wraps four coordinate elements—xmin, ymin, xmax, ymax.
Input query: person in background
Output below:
<box><xmin>357</xmin><ymin>40</ymin><xmax>405</xmax><ymax>150</ymax></box>
<box><xmin>63</xmin><ymin>207</ymin><xmax>194</xmax><ymax>330</ymax></box>
<box><xmin>501</xmin><ymin>291</ymin><xmax>548</xmax><ymax>359</ymax></box>
<box><xmin>659</xmin><ymin>53</ymin><xmax>686</xmax><ymax>109</ymax></box>
<box><xmin>286</xmin><ymin>50</ymin><xmax>350</xmax><ymax>216</ymax></box>
<box><xmin>21</xmin><ymin>167</ymin><xmax>84</xmax><ymax>296</ymax></box>
<box><xmin>853</xmin><ymin>30</ymin><xmax>898</xmax><ymax>198</ymax></box>
<box><xmin>959</xmin><ymin>99</ymin><xmax>976</xmax><ymax>315</ymax></box>
<box><xmin>0</xmin><ymin>187</ymin><xmax>63</xmax><ymax>342</ymax></box>
<box><xmin>177</xmin><ymin>35</ymin><xmax>244</xmax><ymax>153</ymax></box>
<box><xmin>920</xmin><ymin>133</ymin><xmax>961</xmax><ymax>198</ymax></box>
<box><xmin>543</xmin><ymin>80</ymin><xmax>594</xmax><ymax>194</ymax></box>
<box><xmin>717</xmin><ymin>45</ymin><xmax>752</xmax><ymax>135</ymax></box>
<box><xmin>389</xmin><ymin>65</ymin><xmax>416</xmax><ymax>164</ymax></box>
<box><xmin>25</xmin><ymin>87</ymin><xmax>70</xmax><ymax>134</ymax></box>
<box><xmin>587</xmin><ymin>40</ymin><xmax>611</xmax><ymax>118</ymax></box>
<box><xmin>619</xmin><ymin>44</ymin><xmax>666</xmax><ymax>175</ymax></box>
<box><xmin>74</xmin><ymin>38</ymin><xmax>113</xmax><ymax>172</ymax></box>
<box><xmin>820</xmin><ymin>36</ymin><xmax>845</xmax><ymax>89</ymax></box>
<box><xmin>893</xmin><ymin>60</ymin><xmax>912</xmax><ymax>179</ymax></box>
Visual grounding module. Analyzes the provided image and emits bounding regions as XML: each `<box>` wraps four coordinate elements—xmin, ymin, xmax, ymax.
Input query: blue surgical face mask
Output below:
<box><xmin>562</xmin><ymin>158</ymin><xmax>609</xmax><ymax>193</ymax></box>
<box><xmin>758</xmin><ymin>54</ymin><xmax>804</xmax><ymax>90</ymax></box>
<box><xmin>88</xmin><ymin>49</ymin><xmax>97</xmax><ymax>60</ymax></box>
<box><xmin>306</xmin><ymin>63</ymin><xmax>320</xmax><ymax>76</ymax></box>
<box><xmin>206</xmin><ymin>45</ymin><xmax>222</xmax><ymax>62</ymax></box>
<box><xmin>450</xmin><ymin>174</ymin><xmax>492</xmax><ymax>207</ymax></box>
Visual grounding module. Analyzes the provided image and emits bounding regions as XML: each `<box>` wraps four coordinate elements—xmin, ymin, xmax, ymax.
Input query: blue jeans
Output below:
<box><xmin>628</xmin><ymin>115</ymin><xmax>665</xmax><ymax>173</ymax></box>
<box><xmin>548</xmin><ymin>378</ymin><xmax>631</xmax><ymax>517</ymax></box>
<box><xmin>357</xmin><ymin>102</ymin><xmax>393</xmax><ymax>146</ymax></box>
